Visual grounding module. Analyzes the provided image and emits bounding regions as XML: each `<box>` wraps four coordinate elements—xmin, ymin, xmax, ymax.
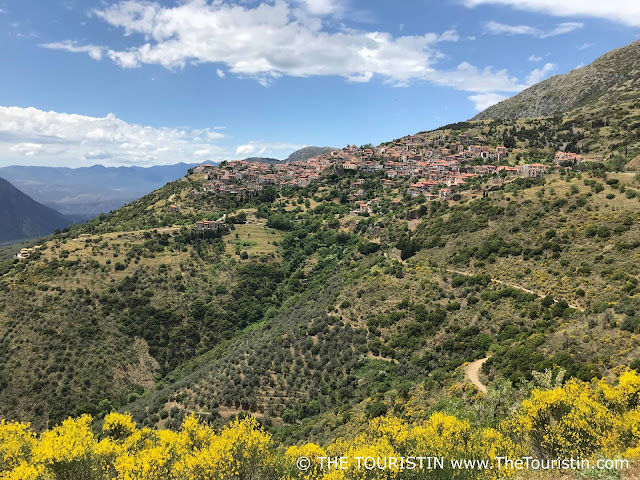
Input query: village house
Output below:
<box><xmin>16</xmin><ymin>245</ymin><xmax>42</xmax><ymax>260</ymax></box>
<box><xmin>353</xmin><ymin>202</ymin><xmax>372</xmax><ymax>214</ymax></box>
<box><xmin>497</xmin><ymin>166</ymin><xmax>518</xmax><ymax>176</ymax></box>
<box><xmin>518</xmin><ymin>163</ymin><xmax>549</xmax><ymax>177</ymax></box>
<box><xmin>554</xmin><ymin>152</ymin><xmax>584</xmax><ymax>164</ymax></box>
<box><xmin>496</xmin><ymin>146</ymin><xmax>507</xmax><ymax>162</ymax></box>
<box><xmin>194</xmin><ymin>220</ymin><xmax>224</xmax><ymax>232</ymax></box>
<box><xmin>439</xmin><ymin>188</ymin><xmax>452</xmax><ymax>199</ymax></box>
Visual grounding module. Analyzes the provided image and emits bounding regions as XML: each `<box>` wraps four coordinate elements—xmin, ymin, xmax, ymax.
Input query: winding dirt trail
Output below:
<box><xmin>444</xmin><ymin>268</ymin><xmax>584</xmax><ymax>312</ymax></box>
<box><xmin>464</xmin><ymin>357</ymin><xmax>489</xmax><ymax>393</ymax></box>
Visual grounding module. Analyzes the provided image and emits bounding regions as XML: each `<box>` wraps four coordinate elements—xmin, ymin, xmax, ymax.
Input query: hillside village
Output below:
<box><xmin>10</xmin><ymin>132</ymin><xmax>592</xmax><ymax>259</ymax></box>
<box><xmin>193</xmin><ymin>131</ymin><xmax>567</xmax><ymax>204</ymax></box>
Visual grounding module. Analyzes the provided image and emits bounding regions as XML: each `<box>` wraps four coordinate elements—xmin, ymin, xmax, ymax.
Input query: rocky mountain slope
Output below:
<box><xmin>0</xmin><ymin>177</ymin><xmax>72</xmax><ymax>244</ymax></box>
<box><xmin>285</xmin><ymin>146</ymin><xmax>335</xmax><ymax>162</ymax></box>
<box><xmin>474</xmin><ymin>40</ymin><xmax>640</xmax><ymax>120</ymax></box>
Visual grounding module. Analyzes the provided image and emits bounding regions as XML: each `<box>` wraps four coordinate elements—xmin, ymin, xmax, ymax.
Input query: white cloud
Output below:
<box><xmin>528</xmin><ymin>54</ymin><xmax>542</xmax><ymax>62</ymax></box>
<box><xmin>485</xmin><ymin>21</ymin><xmax>538</xmax><ymax>36</ymax></box>
<box><xmin>216</xmin><ymin>69</ymin><xmax>226</xmax><ymax>79</ymax></box>
<box><xmin>0</xmin><ymin>106</ymin><xmax>230</xmax><ymax>167</ymax></box>
<box><xmin>84</xmin><ymin>151</ymin><xmax>112</xmax><ymax>160</ymax></box>
<box><xmin>424</xmin><ymin>62</ymin><xmax>526</xmax><ymax>93</ymax></box>
<box><xmin>87</xmin><ymin>0</ymin><xmax>457</xmax><ymax>85</ymax></box>
<box><xmin>577</xmin><ymin>42</ymin><xmax>594</xmax><ymax>50</ymax></box>
<box><xmin>40</xmin><ymin>0</ymin><xmax>568</xmax><ymax>112</ymax></box>
<box><xmin>438</xmin><ymin>30</ymin><xmax>460</xmax><ymax>42</ymax></box>
<box><xmin>10</xmin><ymin>143</ymin><xmax>45</xmax><ymax>156</ymax></box>
<box><xmin>43</xmin><ymin>0</ymin><xmax>524</xmax><ymax>94</ymax></box>
<box><xmin>194</xmin><ymin>149</ymin><xmax>213</xmax><ymax>158</ymax></box>
<box><xmin>107</xmin><ymin>49</ymin><xmax>140</xmax><ymax>68</ymax></box>
<box><xmin>295</xmin><ymin>0</ymin><xmax>341</xmax><ymax>16</ymax></box>
<box><xmin>206</xmin><ymin>131</ymin><xmax>225</xmax><ymax>140</ymax></box>
<box><xmin>468</xmin><ymin>92</ymin><xmax>508</xmax><ymax>111</ymax></box>
<box><xmin>235</xmin><ymin>145</ymin><xmax>256</xmax><ymax>156</ymax></box>
<box><xmin>546</xmin><ymin>23</ymin><xmax>584</xmax><ymax>36</ymax></box>
<box><xmin>235</xmin><ymin>141</ymin><xmax>306</xmax><ymax>158</ymax></box>
<box><xmin>525</xmin><ymin>62</ymin><xmax>555</xmax><ymax>85</ymax></box>
<box><xmin>40</xmin><ymin>40</ymin><xmax>104</xmax><ymax>60</ymax></box>
<box><xmin>465</xmin><ymin>0</ymin><xmax>640</xmax><ymax>27</ymax></box>
<box><xmin>484</xmin><ymin>21</ymin><xmax>582</xmax><ymax>38</ymax></box>
<box><xmin>469</xmin><ymin>62</ymin><xmax>555</xmax><ymax>111</ymax></box>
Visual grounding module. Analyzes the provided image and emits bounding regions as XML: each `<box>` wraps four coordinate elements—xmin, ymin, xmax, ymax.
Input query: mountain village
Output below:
<box><xmin>192</xmin><ymin>131</ymin><xmax>571</xmax><ymax>204</ymax></box>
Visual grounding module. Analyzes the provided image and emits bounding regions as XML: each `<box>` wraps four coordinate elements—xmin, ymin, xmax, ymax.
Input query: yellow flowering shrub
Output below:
<box><xmin>1</xmin><ymin>462</ymin><xmax>40</xmax><ymax>480</ymax></box>
<box><xmin>314</xmin><ymin>413</ymin><xmax>520</xmax><ymax>480</ymax></box>
<box><xmin>102</xmin><ymin>413</ymin><xmax>137</xmax><ymax>441</ymax></box>
<box><xmin>31</xmin><ymin>415</ymin><xmax>117</xmax><ymax>480</ymax></box>
<box><xmin>286</xmin><ymin>443</ymin><xmax>328</xmax><ymax>480</ymax></box>
<box><xmin>510</xmin><ymin>371</ymin><xmax>640</xmax><ymax>458</ymax></box>
<box><xmin>0</xmin><ymin>420</ymin><xmax>35</xmax><ymax>473</ymax></box>
<box><xmin>0</xmin><ymin>370</ymin><xmax>639</xmax><ymax>479</ymax></box>
<box><xmin>114</xmin><ymin>428</ymin><xmax>184</xmax><ymax>480</ymax></box>
<box><xmin>180</xmin><ymin>416</ymin><xmax>275</xmax><ymax>480</ymax></box>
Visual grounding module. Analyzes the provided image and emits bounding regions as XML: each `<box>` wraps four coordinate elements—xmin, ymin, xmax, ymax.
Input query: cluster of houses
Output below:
<box><xmin>192</xmin><ymin>218</ymin><xmax>232</xmax><ymax>236</ymax></box>
<box><xmin>16</xmin><ymin>245</ymin><xmax>42</xmax><ymax>260</ymax></box>
<box><xmin>191</xmin><ymin>131</ymin><xmax>579</xmax><ymax>206</ymax></box>
<box><xmin>193</xmin><ymin>159</ymin><xmax>327</xmax><ymax>197</ymax></box>
<box><xmin>554</xmin><ymin>152</ymin><xmax>584</xmax><ymax>164</ymax></box>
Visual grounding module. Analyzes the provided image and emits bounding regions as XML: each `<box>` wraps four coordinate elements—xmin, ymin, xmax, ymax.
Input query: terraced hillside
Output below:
<box><xmin>2</xmin><ymin>41</ymin><xmax>640</xmax><ymax>451</ymax></box>
<box><xmin>113</xmin><ymin>169</ymin><xmax>640</xmax><ymax>444</ymax></box>
<box><xmin>1</xmin><ymin>126</ymin><xmax>640</xmax><ymax>443</ymax></box>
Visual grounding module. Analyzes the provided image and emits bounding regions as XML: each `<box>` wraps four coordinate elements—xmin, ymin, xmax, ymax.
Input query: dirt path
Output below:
<box><xmin>444</xmin><ymin>268</ymin><xmax>584</xmax><ymax>312</ymax></box>
<box><xmin>465</xmin><ymin>357</ymin><xmax>489</xmax><ymax>393</ymax></box>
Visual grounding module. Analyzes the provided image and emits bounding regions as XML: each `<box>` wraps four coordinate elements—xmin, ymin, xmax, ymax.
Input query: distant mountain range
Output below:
<box><xmin>473</xmin><ymin>40</ymin><xmax>640</xmax><ymax>120</ymax></box>
<box><xmin>0</xmin><ymin>163</ymin><xmax>198</xmax><ymax>219</ymax></box>
<box><xmin>240</xmin><ymin>146</ymin><xmax>336</xmax><ymax>164</ymax></box>
<box><xmin>0</xmin><ymin>177</ymin><xmax>72</xmax><ymax>244</ymax></box>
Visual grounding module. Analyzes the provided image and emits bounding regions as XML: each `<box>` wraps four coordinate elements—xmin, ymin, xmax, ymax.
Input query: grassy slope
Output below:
<box><xmin>0</xmin><ymin>177</ymin><xmax>295</xmax><ymax>429</ymax></box>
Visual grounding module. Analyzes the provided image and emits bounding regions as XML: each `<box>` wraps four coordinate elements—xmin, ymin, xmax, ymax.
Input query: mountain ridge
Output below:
<box><xmin>0</xmin><ymin>177</ymin><xmax>72</xmax><ymax>244</ymax></box>
<box><xmin>473</xmin><ymin>39</ymin><xmax>640</xmax><ymax>120</ymax></box>
<box><xmin>239</xmin><ymin>146</ymin><xmax>336</xmax><ymax>164</ymax></box>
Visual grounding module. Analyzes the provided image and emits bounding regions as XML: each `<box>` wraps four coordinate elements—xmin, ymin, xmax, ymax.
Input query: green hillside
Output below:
<box><xmin>2</xmin><ymin>41</ymin><xmax>640</xmax><ymax>474</ymax></box>
<box><xmin>114</xmin><ymin>170</ymin><xmax>640</xmax><ymax>445</ymax></box>
<box><xmin>1</xmin><ymin>154</ymin><xmax>639</xmax><ymax>439</ymax></box>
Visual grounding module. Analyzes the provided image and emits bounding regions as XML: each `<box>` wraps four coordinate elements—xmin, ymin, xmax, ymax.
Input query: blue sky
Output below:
<box><xmin>0</xmin><ymin>0</ymin><xmax>638</xmax><ymax>167</ymax></box>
